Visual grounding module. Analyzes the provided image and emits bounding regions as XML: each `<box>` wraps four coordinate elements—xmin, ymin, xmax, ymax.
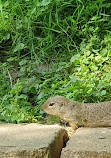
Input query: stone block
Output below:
<box><xmin>61</xmin><ymin>127</ymin><xmax>111</xmax><ymax>158</ymax></box>
<box><xmin>0</xmin><ymin>123</ymin><xmax>68</xmax><ymax>158</ymax></box>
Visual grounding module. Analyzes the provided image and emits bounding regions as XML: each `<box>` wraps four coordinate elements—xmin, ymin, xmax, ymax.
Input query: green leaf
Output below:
<box><xmin>38</xmin><ymin>92</ymin><xmax>44</xmax><ymax>100</ymax></box>
<box><xmin>31</xmin><ymin>8</ymin><xmax>36</xmax><ymax>14</ymax></box>
<box><xmin>100</xmin><ymin>90</ymin><xmax>106</xmax><ymax>96</ymax></box>
<box><xmin>0</xmin><ymin>4</ymin><xmax>2</xmax><ymax>11</ymax></box>
<box><xmin>91</xmin><ymin>16</ymin><xmax>98</xmax><ymax>21</ymax></box>
<box><xmin>3</xmin><ymin>34</ymin><xmax>10</xmax><ymax>40</ymax></box>
<box><xmin>22</xmin><ymin>88</ymin><xmax>29</xmax><ymax>93</ymax></box>
<box><xmin>70</xmin><ymin>76</ymin><xmax>77</xmax><ymax>82</ymax></box>
<box><xmin>91</xmin><ymin>64</ymin><xmax>98</xmax><ymax>71</ymax></box>
<box><xmin>18</xmin><ymin>94</ymin><xmax>28</xmax><ymax>100</ymax></box>
<box><xmin>37</xmin><ymin>0</ymin><xmax>51</xmax><ymax>6</ymax></box>
<box><xmin>70</xmin><ymin>54</ymin><xmax>80</xmax><ymax>62</ymax></box>
<box><xmin>19</xmin><ymin>59</ymin><xmax>27</xmax><ymax>66</ymax></box>
<box><xmin>20</xmin><ymin>67</ymin><xmax>26</xmax><ymax>72</ymax></box>
<box><xmin>13</xmin><ymin>43</ymin><xmax>24</xmax><ymax>52</ymax></box>
<box><xmin>71</xmin><ymin>19</ymin><xmax>76</xmax><ymax>25</ymax></box>
<box><xmin>7</xmin><ymin>57</ymin><xmax>17</xmax><ymax>62</ymax></box>
<box><xmin>42</xmin><ymin>0</ymin><xmax>51</xmax><ymax>6</ymax></box>
<box><xmin>29</xmin><ymin>87</ymin><xmax>36</xmax><ymax>94</ymax></box>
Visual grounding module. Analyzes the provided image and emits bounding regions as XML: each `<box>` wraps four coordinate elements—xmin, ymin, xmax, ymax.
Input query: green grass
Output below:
<box><xmin>0</xmin><ymin>0</ymin><xmax>111</xmax><ymax>123</ymax></box>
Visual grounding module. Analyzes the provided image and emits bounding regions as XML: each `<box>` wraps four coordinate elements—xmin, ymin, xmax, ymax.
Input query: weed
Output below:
<box><xmin>0</xmin><ymin>0</ymin><xmax>111</xmax><ymax>123</ymax></box>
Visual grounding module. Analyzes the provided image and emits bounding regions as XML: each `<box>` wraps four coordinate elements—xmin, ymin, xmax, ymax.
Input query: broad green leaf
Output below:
<box><xmin>38</xmin><ymin>92</ymin><xmax>44</xmax><ymax>100</ymax></box>
<box><xmin>37</xmin><ymin>0</ymin><xmax>51</xmax><ymax>6</ymax></box>
<box><xmin>20</xmin><ymin>67</ymin><xmax>26</xmax><ymax>72</ymax></box>
<box><xmin>91</xmin><ymin>16</ymin><xmax>98</xmax><ymax>21</ymax></box>
<box><xmin>3</xmin><ymin>34</ymin><xmax>10</xmax><ymax>40</ymax></box>
<box><xmin>29</xmin><ymin>87</ymin><xmax>36</xmax><ymax>94</ymax></box>
<box><xmin>95</xmin><ymin>55</ymin><xmax>101</xmax><ymax>61</ymax></box>
<box><xmin>91</xmin><ymin>64</ymin><xmax>98</xmax><ymax>71</ymax></box>
<box><xmin>13</xmin><ymin>43</ymin><xmax>24</xmax><ymax>52</ymax></box>
<box><xmin>70</xmin><ymin>76</ymin><xmax>77</xmax><ymax>82</ymax></box>
<box><xmin>42</xmin><ymin>0</ymin><xmax>51</xmax><ymax>6</ymax></box>
<box><xmin>70</xmin><ymin>54</ymin><xmax>80</xmax><ymax>62</ymax></box>
<box><xmin>18</xmin><ymin>94</ymin><xmax>28</xmax><ymax>100</ymax></box>
<box><xmin>101</xmin><ymin>90</ymin><xmax>106</xmax><ymax>96</ymax></box>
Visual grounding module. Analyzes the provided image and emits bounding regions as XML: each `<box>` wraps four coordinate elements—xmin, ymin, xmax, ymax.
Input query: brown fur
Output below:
<box><xmin>42</xmin><ymin>96</ymin><xmax>111</xmax><ymax>129</ymax></box>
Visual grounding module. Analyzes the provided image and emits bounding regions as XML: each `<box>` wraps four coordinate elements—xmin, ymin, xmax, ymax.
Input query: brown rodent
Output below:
<box><xmin>42</xmin><ymin>96</ymin><xmax>111</xmax><ymax>129</ymax></box>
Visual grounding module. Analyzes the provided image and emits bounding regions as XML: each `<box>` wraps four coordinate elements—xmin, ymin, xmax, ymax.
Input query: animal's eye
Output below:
<box><xmin>49</xmin><ymin>103</ymin><xmax>54</xmax><ymax>106</ymax></box>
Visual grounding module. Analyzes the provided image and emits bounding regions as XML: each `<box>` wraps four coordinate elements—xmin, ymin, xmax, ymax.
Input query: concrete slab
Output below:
<box><xmin>61</xmin><ymin>127</ymin><xmax>111</xmax><ymax>158</ymax></box>
<box><xmin>0</xmin><ymin>123</ymin><xmax>68</xmax><ymax>158</ymax></box>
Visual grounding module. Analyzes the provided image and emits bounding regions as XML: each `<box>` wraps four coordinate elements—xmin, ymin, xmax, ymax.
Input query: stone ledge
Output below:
<box><xmin>0</xmin><ymin>123</ymin><xmax>68</xmax><ymax>158</ymax></box>
<box><xmin>61</xmin><ymin>127</ymin><xmax>111</xmax><ymax>158</ymax></box>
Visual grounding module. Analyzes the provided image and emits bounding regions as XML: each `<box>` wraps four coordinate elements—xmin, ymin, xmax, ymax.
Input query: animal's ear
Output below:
<box><xmin>49</xmin><ymin>102</ymin><xmax>55</xmax><ymax>106</ymax></box>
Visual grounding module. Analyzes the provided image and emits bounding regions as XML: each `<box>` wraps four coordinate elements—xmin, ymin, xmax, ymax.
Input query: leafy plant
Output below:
<box><xmin>0</xmin><ymin>0</ymin><xmax>111</xmax><ymax>123</ymax></box>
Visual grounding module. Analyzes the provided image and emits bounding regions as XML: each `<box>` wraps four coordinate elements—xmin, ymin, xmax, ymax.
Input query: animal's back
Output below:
<box><xmin>81</xmin><ymin>101</ymin><xmax>111</xmax><ymax>127</ymax></box>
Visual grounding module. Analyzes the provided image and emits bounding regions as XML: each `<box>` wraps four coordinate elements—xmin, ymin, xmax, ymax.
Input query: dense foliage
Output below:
<box><xmin>0</xmin><ymin>0</ymin><xmax>111</xmax><ymax>123</ymax></box>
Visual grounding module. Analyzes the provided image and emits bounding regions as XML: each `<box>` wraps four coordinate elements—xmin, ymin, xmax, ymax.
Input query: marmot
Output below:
<box><xmin>42</xmin><ymin>96</ymin><xmax>111</xmax><ymax>129</ymax></box>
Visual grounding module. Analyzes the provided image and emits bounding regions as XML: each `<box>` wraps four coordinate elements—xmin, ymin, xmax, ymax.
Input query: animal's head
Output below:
<box><xmin>42</xmin><ymin>96</ymin><xmax>68</xmax><ymax>117</ymax></box>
